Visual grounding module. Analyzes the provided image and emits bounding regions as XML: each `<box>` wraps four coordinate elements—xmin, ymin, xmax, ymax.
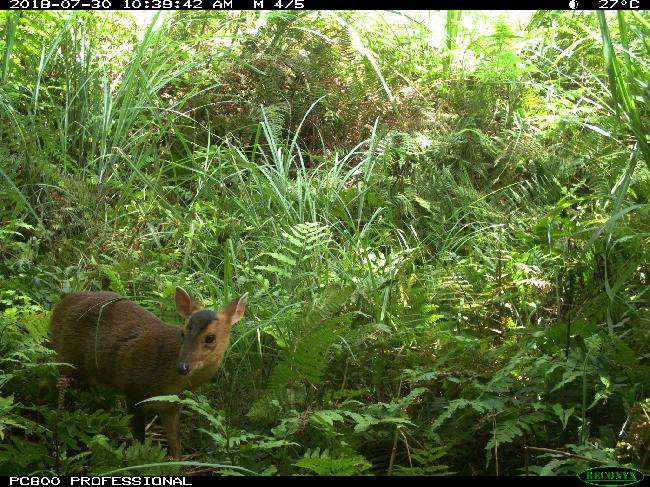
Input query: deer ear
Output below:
<box><xmin>223</xmin><ymin>293</ymin><xmax>248</xmax><ymax>325</ymax></box>
<box><xmin>175</xmin><ymin>287</ymin><xmax>201</xmax><ymax>320</ymax></box>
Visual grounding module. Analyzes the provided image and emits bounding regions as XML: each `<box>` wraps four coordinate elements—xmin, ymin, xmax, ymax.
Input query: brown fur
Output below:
<box><xmin>49</xmin><ymin>287</ymin><xmax>247</xmax><ymax>458</ymax></box>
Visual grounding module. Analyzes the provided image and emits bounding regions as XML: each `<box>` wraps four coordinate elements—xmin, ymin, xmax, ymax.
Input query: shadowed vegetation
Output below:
<box><xmin>0</xmin><ymin>10</ymin><xmax>649</xmax><ymax>476</ymax></box>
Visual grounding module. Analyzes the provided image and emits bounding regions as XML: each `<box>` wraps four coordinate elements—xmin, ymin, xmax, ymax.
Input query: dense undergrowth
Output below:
<box><xmin>1</xmin><ymin>10</ymin><xmax>649</xmax><ymax>476</ymax></box>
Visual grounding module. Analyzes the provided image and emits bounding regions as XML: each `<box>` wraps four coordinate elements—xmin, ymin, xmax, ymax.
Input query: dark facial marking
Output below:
<box><xmin>187</xmin><ymin>309</ymin><xmax>217</xmax><ymax>337</ymax></box>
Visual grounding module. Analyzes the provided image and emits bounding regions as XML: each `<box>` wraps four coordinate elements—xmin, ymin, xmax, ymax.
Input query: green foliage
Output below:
<box><xmin>1</xmin><ymin>9</ymin><xmax>649</xmax><ymax>477</ymax></box>
<box><xmin>88</xmin><ymin>435</ymin><xmax>177</xmax><ymax>475</ymax></box>
<box><xmin>392</xmin><ymin>445</ymin><xmax>453</xmax><ymax>476</ymax></box>
<box><xmin>294</xmin><ymin>448</ymin><xmax>371</xmax><ymax>476</ymax></box>
<box><xmin>247</xmin><ymin>286</ymin><xmax>352</xmax><ymax>420</ymax></box>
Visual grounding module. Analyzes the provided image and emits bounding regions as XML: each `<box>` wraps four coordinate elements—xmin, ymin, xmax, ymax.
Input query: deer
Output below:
<box><xmin>49</xmin><ymin>287</ymin><xmax>247</xmax><ymax>458</ymax></box>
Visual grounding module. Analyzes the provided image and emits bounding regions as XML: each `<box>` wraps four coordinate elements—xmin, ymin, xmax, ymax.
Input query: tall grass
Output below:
<box><xmin>0</xmin><ymin>10</ymin><xmax>649</xmax><ymax>476</ymax></box>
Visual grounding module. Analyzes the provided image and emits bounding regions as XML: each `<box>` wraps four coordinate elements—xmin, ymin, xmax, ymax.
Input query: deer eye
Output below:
<box><xmin>205</xmin><ymin>334</ymin><xmax>216</xmax><ymax>344</ymax></box>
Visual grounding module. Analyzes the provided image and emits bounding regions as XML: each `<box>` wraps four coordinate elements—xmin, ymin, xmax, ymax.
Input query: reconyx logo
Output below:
<box><xmin>578</xmin><ymin>466</ymin><xmax>644</xmax><ymax>487</ymax></box>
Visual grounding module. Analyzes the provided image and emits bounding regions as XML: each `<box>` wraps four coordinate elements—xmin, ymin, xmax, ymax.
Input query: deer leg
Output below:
<box><xmin>159</xmin><ymin>405</ymin><xmax>182</xmax><ymax>459</ymax></box>
<box><xmin>127</xmin><ymin>402</ymin><xmax>146</xmax><ymax>443</ymax></box>
<box><xmin>56</xmin><ymin>376</ymin><xmax>72</xmax><ymax>413</ymax></box>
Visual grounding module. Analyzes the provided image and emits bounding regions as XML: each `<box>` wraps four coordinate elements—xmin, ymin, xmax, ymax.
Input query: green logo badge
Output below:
<box><xmin>578</xmin><ymin>466</ymin><xmax>644</xmax><ymax>487</ymax></box>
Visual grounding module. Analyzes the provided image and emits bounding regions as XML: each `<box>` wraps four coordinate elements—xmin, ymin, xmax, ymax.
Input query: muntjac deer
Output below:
<box><xmin>49</xmin><ymin>287</ymin><xmax>248</xmax><ymax>458</ymax></box>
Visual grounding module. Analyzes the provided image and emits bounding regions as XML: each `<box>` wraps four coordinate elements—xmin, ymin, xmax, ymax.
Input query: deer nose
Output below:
<box><xmin>177</xmin><ymin>362</ymin><xmax>190</xmax><ymax>375</ymax></box>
